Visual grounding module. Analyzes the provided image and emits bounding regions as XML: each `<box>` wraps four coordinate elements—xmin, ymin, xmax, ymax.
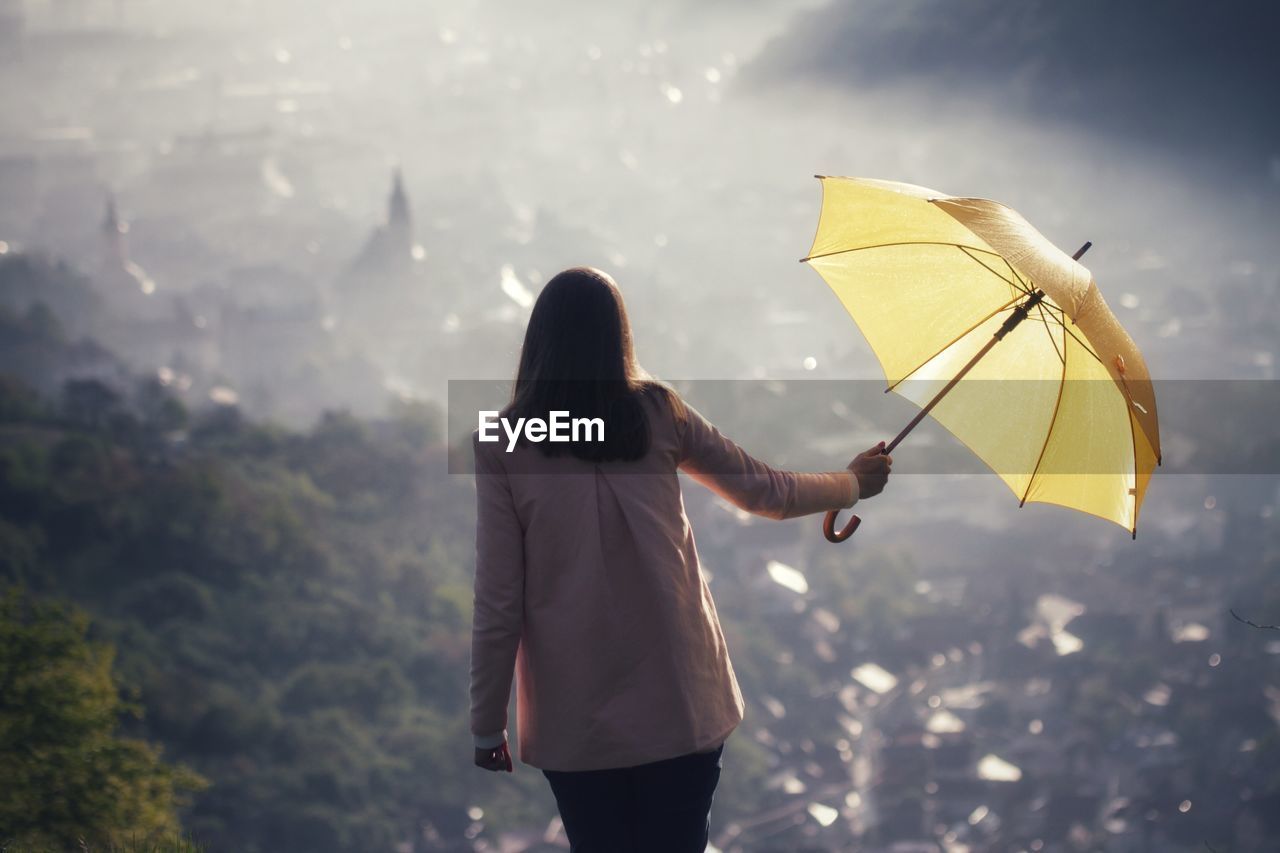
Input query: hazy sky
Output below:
<box><xmin>4</xmin><ymin>0</ymin><xmax>1276</xmax><ymax>394</ymax></box>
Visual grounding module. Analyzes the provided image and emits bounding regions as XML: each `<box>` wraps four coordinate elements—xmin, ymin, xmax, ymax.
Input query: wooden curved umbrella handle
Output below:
<box><xmin>823</xmin><ymin>509</ymin><xmax>863</xmax><ymax>542</ymax></box>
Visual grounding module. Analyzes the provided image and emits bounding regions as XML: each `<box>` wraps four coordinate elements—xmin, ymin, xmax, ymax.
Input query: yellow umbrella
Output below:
<box><xmin>803</xmin><ymin>176</ymin><xmax>1161</xmax><ymax>540</ymax></box>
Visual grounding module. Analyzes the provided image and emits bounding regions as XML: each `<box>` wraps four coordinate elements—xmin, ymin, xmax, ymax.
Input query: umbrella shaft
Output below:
<box><xmin>881</xmin><ymin>241</ymin><xmax>1090</xmax><ymax>456</ymax></box>
<box><xmin>995</xmin><ymin>289</ymin><xmax>1046</xmax><ymax>340</ymax></box>
<box><xmin>885</xmin><ymin>288</ymin><xmax>1045</xmax><ymax>455</ymax></box>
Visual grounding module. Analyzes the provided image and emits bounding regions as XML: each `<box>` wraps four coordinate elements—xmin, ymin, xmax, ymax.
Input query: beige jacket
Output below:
<box><xmin>470</xmin><ymin>389</ymin><xmax>858</xmax><ymax>771</ymax></box>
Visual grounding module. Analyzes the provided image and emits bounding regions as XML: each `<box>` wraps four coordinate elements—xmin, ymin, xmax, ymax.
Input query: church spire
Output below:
<box><xmin>340</xmin><ymin>168</ymin><xmax>422</xmax><ymax>287</ymax></box>
<box><xmin>98</xmin><ymin>192</ymin><xmax>156</xmax><ymax>296</ymax></box>
<box><xmin>102</xmin><ymin>193</ymin><xmax>126</xmax><ymax>266</ymax></box>
<box><xmin>388</xmin><ymin>166</ymin><xmax>411</xmax><ymax>232</ymax></box>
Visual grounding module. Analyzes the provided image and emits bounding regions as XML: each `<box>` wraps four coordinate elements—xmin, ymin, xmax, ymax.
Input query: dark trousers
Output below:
<box><xmin>542</xmin><ymin>743</ymin><xmax>725</xmax><ymax>853</ymax></box>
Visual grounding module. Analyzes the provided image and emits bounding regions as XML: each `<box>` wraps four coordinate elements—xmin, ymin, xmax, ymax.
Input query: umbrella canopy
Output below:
<box><xmin>804</xmin><ymin>176</ymin><xmax>1161</xmax><ymax>535</ymax></box>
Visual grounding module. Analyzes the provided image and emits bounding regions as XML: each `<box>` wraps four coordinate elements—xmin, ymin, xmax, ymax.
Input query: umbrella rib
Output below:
<box><xmin>987</xmin><ymin>254</ymin><xmax>1035</xmax><ymax>299</ymax></box>
<box><xmin>885</xmin><ymin>292</ymin><xmax>1028</xmax><ymax>393</ymax></box>
<box><xmin>1036</xmin><ymin>311</ymin><xmax>1140</xmax><ymax>533</ymax></box>
<box><xmin>1061</xmin><ymin>323</ymin><xmax>1103</xmax><ymax>364</ymax></box>
<box><xmin>1034</xmin><ymin>303</ymin><xmax>1066</xmax><ymax>364</ymax></box>
<box><xmin>994</xmin><ymin>253</ymin><xmax>1037</xmax><ymax>304</ymax></box>
<box><xmin>1038</xmin><ymin>302</ymin><xmax>1066</xmax><ymax>323</ymax></box>
<box><xmin>973</xmin><ymin>254</ymin><xmax>1069</xmax><ymax>321</ymax></box>
<box><xmin>955</xmin><ymin>246</ymin><xmax>1030</xmax><ymax>295</ymax></box>
<box><xmin>1129</xmin><ymin>409</ymin><xmax>1139</xmax><ymax>538</ymax></box>
<box><xmin>1126</xmin><ymin>378</ymin><xmax>1141</xmax><ymax>538</ymax></box>
<box><xmin>1003</xmin><ymin>256</ymin><xmax>1032</xmax><ymax>294</ymax></box>
<box><xmin>1020</xmin><ymin>321</ymin><xmax>1069</xmax><ymax>507</ymax></box>
<box><xmin>801</xmin><ymin>241</ymin><xmax>1005</xmax><ymax>263</ymax></box>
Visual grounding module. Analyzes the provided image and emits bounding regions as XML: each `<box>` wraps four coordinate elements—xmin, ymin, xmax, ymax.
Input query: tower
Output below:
<box><xmin>387</xmin><ymin>166</ymin><xmax>412</xmax><ymax>250</ymax></box>
<box><xmin>101</xmin><ymin>194</ymin><xmax>126</xmax><ymax>268</ymax></box>
<box><xmin>98</xmin><ymin>193</ymin><xmax>156</xmax><ymax>298</ymax></box>
<box><xmin>332</xmin><ymin>168</ymin><xmax>430</xmax><ymax>381</ymax></box>
<box><xmin>344</xmin><ymin>167</ymin><xmax>422</xmax><ymax>283</ymax></box>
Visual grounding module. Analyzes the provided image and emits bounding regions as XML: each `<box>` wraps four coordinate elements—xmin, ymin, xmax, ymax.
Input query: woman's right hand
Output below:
<box><xmin>848</xmin><ymin>442</ymin><xmax>892</xmax><ymax>499</ymax></box>
<box><xmin>474</xmin><ymin>741</ymin><xmax>514</xmax><ymax>773</ymax></box>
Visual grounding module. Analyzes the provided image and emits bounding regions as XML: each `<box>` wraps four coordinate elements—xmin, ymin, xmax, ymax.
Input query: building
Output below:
<box><xmin>95</xmin><ymin>193</ymin><xmax>161</xmax><ymax>317</ymax></box>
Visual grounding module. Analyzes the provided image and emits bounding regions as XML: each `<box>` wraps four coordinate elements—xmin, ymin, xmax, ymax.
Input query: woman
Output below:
<box><xmin>470</xmin><ymin>266</ymin><xmax>890</xmax><ymax>852</ymax></box>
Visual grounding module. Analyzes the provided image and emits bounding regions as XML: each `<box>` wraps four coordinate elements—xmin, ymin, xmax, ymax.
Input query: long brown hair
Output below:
<box><xmin>507</xmin><ymin>267</ymin><xmax>674</xmax><ymax>461</ymax></box>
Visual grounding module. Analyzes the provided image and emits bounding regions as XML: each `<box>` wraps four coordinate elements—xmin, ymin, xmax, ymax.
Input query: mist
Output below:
<box><xmin>1</xmin><ymin>1</ymin><xmax>1278</xmax><ymax>851</ymax></box>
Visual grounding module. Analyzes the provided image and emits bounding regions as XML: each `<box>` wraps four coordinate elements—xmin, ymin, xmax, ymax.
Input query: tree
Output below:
<box><xmin>0</xmin><ymin>374</ymin><xmax>46</xmax><ymax>423</ymax></box>
<box><xmin>134</xmin><ymin>376</ymin><xmax>189</xmax><ymax>435</ymax></box>
<box><xmin>0</xmin><ymin>587</ymin><xmax>207</xmax><ymax>850</ymax></box>
<box><xmin>60</xmin><ymin>378</ymin><xmax>124</xmax><ymax>432</ymax></box>
<box><xmin>22</xmin><ymin>302</ymin><xmax>64</xmax><ymax>344</ymax></box>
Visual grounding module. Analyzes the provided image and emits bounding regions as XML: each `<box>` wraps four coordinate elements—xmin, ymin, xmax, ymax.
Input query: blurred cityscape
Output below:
<box><xmin>1</xmin><ymin>1</ymin><xmax>1278</xmax><ymax>852</ymax></box>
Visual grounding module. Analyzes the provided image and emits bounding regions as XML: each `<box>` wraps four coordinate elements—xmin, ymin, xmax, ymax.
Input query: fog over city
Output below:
<box><xmin>1</xmin><ymin>2</ymin><xmax>1278</xmax><ymax>851</ymax></box>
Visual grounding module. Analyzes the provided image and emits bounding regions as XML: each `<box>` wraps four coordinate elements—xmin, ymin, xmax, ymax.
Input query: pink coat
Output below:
<box><xmin>470</xmin><ymin>389</ymin><xmax>858</xmax><ymax>771</ymax></box>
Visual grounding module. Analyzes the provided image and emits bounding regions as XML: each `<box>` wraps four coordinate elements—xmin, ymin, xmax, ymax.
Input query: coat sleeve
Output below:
<box><xmin>469</xmin><ymin>430</ymin><xmax>525</xmax><ymax>742</ymax></box>
<box><xmin>676</xmin><ymin>400</ymin><xmax>858</xmax><ymax>520</ymax></box>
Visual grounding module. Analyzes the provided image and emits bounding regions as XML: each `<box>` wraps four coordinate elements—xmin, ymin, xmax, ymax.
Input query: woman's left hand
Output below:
<box><xmin>474</xmin><ymin>741</ymin><xmax>514</xmax><ymax>772</ymax></box>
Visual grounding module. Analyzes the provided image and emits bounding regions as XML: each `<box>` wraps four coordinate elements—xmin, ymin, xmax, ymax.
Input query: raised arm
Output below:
<box><xmin>676</xmin><ymin>401</ymin><xmax>861</xmax><ymax>520</ymax></box>
<box><xmin>470</xmin><ymin>431</ymin><xmax>524</xmax><ymax>769</ymax></box>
